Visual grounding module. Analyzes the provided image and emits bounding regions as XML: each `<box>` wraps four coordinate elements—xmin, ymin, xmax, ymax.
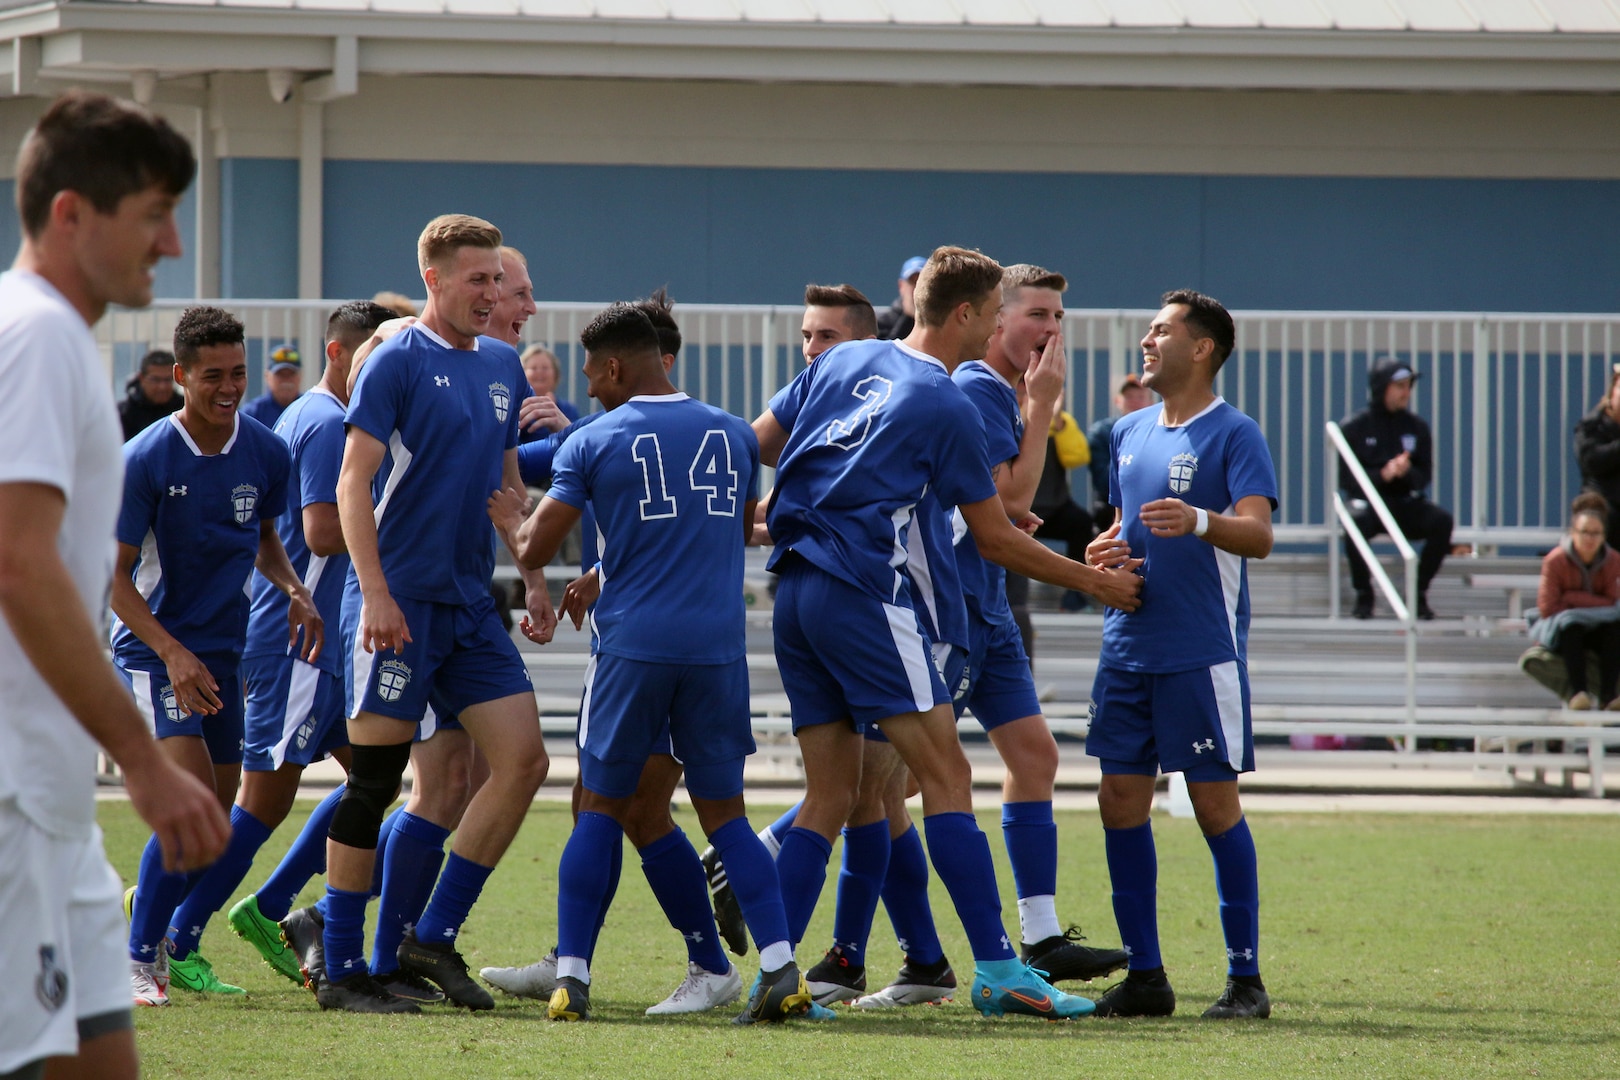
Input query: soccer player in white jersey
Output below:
<box><xmin>1084</xmin><ymin>290</ymin><xmax>1277</xmax><ymax>1020</ymax></box>
<box><xmin>0</xmin><ymin>89</ymin><xmax>229</xmax><ymax>1080</ymax></box>
<box><xmin>319</xmin><ymin>215</ymin><xmax>548</xmax><ymax>1014</ymax></box>
<box><xmin>112</xmin><ymin>305</ymin><xmax>324</xmax><ymax>1004</ymax></box>
<box><xmin>489</xmin><ymin>303</ymin><xmax>810</xmax><ymax>1023</ymax></box>
<box><xmin>752</xmin><ymin>246</ymin><xmax>1141</xmax><ymax>1020</ymax></box>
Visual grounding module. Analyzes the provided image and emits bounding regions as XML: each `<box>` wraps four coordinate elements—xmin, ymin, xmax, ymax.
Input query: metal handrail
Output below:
<box><xmin>1326</xmin><ymin>420</ymin><xmax>1419</xmax><ymax>747</ymax></box>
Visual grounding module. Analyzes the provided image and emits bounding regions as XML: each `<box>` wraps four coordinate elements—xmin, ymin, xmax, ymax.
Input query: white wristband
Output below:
<box><xmin>1193</xmin><ymin>507</ymin><xmax>1210</xmax><ymax>537</ymax></box>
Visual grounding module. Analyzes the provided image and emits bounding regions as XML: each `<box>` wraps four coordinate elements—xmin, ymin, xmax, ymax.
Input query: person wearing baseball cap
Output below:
<box><xmin>241</xmin><ymin>345</ymin><xmax>303</xmax><ymax>430</ymax></box>
<box><xmin>876</xmin><ymin>255</ymin><xmax>928</xmax><ymax>340</ymax></box>
<box><xmin>1337</xmin><ymin>354</ymin><xmax>1454</xmax><ymax>620</ymax></box>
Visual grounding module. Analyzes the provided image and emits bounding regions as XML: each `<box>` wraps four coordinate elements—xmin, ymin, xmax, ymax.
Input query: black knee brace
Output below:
<box><xmin>328</xmin><ymin>742</ymin><xmax>412</xmax><ymax>848</ymax></box>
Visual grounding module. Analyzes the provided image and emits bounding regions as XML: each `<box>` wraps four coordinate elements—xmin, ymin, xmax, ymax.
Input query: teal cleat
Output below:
<box><xmin>228</xmin><ymin>895</ymin><xmax>304</xmax><ymax>985</ymax></box>
<box><xmin>971</xmin><ymin>961</ymin><xmax>1096</xmax><ymax>1020</ymax></box>
<box><xmin>732</xmin><ymin>964</ymin><xmax>814</xmax><ymax>1025</ymax></box>
<box><xmin>804</xmin><ymin>1001</ymin><xmax>838</xmax><ymax>1021</ymax></box>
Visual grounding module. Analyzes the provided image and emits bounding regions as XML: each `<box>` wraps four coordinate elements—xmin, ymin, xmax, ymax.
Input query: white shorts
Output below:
<box><xmin>0</xmin><ymin>801</ymin><xmax>129</xmax><ymax>1075</ymax></box>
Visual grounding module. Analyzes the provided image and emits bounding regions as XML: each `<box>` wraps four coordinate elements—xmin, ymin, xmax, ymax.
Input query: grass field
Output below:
<box><xmin>103</xmin><ymin>800</ymin><xmax>1619</xmax><ymax>1079</ymax></box>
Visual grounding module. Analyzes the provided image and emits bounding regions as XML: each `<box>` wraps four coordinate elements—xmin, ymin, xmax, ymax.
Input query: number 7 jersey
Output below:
<box><xmin>546</xmin><ymin>392</ymin><xmax>760</xmax><ymax>664</ymax></box>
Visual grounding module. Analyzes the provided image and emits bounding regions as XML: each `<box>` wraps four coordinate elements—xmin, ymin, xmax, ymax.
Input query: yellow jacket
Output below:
<box><xmin>1048</xmin><ymin>411</ymin><xmax>1089</xmax><ymax>470</ymax></box>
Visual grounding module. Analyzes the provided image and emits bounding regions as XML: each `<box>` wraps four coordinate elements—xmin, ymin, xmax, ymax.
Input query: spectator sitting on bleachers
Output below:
<box><xmin>1525</xmin><ymin>492</ymin><xmax>1620</xmax><ymax>711</ymax></box>
<box><xmin>1087</xmin><ymin>373</ymin><xmax>1154</xmax><ymax>522</ymax></box>
<box><xmin>1573</xmin><ymin>365</ymin><xmax>1620</xmax><ymax>550</ymax></box>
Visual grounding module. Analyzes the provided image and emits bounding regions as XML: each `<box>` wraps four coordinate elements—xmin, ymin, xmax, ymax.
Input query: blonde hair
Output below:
<box><xmin>913</xmin><ymin>246</ymin><xmax>1003</xmax><ymax>328</ymax></box>
<box><xmin>500</xmin><ymin>245</ymin><xmax>527</xmax><ymax>268</ymax></box>
<box><xmin>417</xmin><ymin>214</ymin><xmax>502</xmax><ymax>274</ymax></box>
<box><xmin>371</xmin><ymin>291</ymin><xmax>417</xmax><ymax>318</ymax></box>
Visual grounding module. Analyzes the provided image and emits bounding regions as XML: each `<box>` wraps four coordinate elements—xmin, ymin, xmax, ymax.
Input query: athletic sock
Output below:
<box><xmin>128</xmin><ymin>835</ymin><xmax>188</xmax><ymax>963</ymax></box>
<box><xmin>256</xmin><ymin>784</ymin><xmax>344</xmax><ymax>921</ymax></box>
<box><xmin>169</xmin><ymin>805</ymin><xmax>273</xmax><ymax>957</ymax></box>
<box><xmin>759</xmin><ymin>803</ymin><xmax>801</xmax><ymax>858</ymax></box>
<box><xmin>922</xmin><ymin>812</ymin><xmax>1015</xmax><ymax>962</ymax></box>
<box><xmin>413</xmin><ymin>851</ymin><xmax>493</xmax><ymax>946</ymax></box>
<box><xmin>774</xmin><ymin>826</ymin><xmax>833</xmax><ymax>946</ymax></box>
<box><xmin>1205</xmin><ymin>817</ymin><xmax>1261</xmax><ymax>977</ymax></box>
<box><xmin>829</xmin><ymin>820</ymin><xmax>890</xmax><ymax>966</ymax></box>
<box><xmin>709</xmin><ymin>817</ymin><xmax>791</xmax><ymax>956</ymax></box>
<box><xmin>321</xmin><ymin>885</ymin><xmax>370</xmax><ymax>981</ymax></box>
<box><xmin>556</xmin><ymin>812</ymin><xmax>623</xmax><ymax>964</ymax></box>
<box><xmin>1002</xmin><ymin>801</ymin><xmax>1060</xmax><ymax>945</ymax></box>
<box><xmin>639</xmin><ymin>828</ymin><xmax>728</xmax><ymax>974</ymax></box>
<box><xmin>1104</xmin><ymin>821</ymin><xmax>1163</xmax><ymax>971</ymax></box>
<box><xmin>880</xmin><ymin>824</ymin><xmax>944</xmax><ymax>966</ymax></box>
<box><xmin>587</xmin><ymin>832</ymin><xmax>624</xmax><ymax>965</ymax></box>
<box><xmin>370</xmin><ymin>806</ymin><xmax>405</xmax><ymax>899</ymax></box>
<box><xmin>370</xmin><ymin>811</ymin><xmax>449</xmax><ymax>974</ymax></box>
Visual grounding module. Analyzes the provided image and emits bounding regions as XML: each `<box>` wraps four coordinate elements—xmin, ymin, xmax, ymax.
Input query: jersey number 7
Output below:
<box><xmin>631</xmin><ymin>430</ymin><xmax>740</xmax><ymax>522</ymax></box>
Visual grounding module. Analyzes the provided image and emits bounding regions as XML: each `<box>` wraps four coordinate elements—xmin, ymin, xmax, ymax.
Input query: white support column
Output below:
<box><xmin>298</xmin><ymin>95</ymin><xmax>323</xmax><ymax>300</ymax></box>
<box><xmin>192</xmin><ymin>80</ymin><xmax>220</xmax><ymax>299</ymax></box>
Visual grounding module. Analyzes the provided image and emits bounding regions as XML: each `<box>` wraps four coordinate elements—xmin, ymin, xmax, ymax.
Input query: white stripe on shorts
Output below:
<box><xmin>129</xmin><ymin>669</ymin><xmax>156</xmax><ymax>734</ymax></box>
<box><xmin>883</xmin><ymin>602</ymin><xmax>936</xmax><ymax>714</ymax></box>
<box><xmin>348</xmin><ymin>626</ymin><xmax>372</xmax><ymax>719</ymax></box>
<box><xmin>271</xmin><ymin>659</ymin><xmax>321</xmax><ymax>769</ymax></box>
<box><xmin>1209</xmin><ymin>660</ymin><xmax>1245</xmax><ymax>771</ymax></box>
<box><xmin>577</xmin><ymin>653</ymin><xmax>599</xmax><ymax>750</ymax></box>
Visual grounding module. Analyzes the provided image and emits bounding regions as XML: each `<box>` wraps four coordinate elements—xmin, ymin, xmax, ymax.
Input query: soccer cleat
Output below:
<box><xmin>732</xmin><ymin>963</ymin><xmax>813</xmax><ymax>1025</ymax></box>
<box><xmin>700</xmin><ymin>846</ymin><xmax>749</xmax><ymax>957</ymax></box>
<box><xmin>480</xmin><ymin>949</ymin><xmax>559</xmax><ymax>999</ymax></box>
<box><xmin>376</xmin><ymin>968</ymin><xmax>447</xmax><ymax>1004</ymax></box>
<box><xmin>131</xmin><ymin>960</ymin><xmax>169</xmax><ymax>1007</ymax></box>
<box><xmin>1093</xmin><ymin>973</ymin><xmax>1177</xmax><ymax>1017</ymax></box>
<box><xmin>1202</xmin><ymin>979</ymin><xmax>1271</xmax><ymax>1019</ymax></box>
<box><xmin>168</xmin><ymin>950</ymin><xmax>247</xmax><ymax>996</ymax></box>
<box><xmin>805</xmin><ymin>945</ymin><xmax>866</xmax><ymax>1006</ymax></box>
<box><xmin>315</xmin><ymin>970</ymin><xmax>422</xmax><ymax>1014</ymax></box>
<box><xmin>397</xmin><ymin>928</ymin><xmax>494</xmax><ymax>1011</ymax></box>
<box><xmin>122</xmin><ymin>885</ymin><xmax>136</xmax><ymax>922</ymax></box>
<box><xmin>228</xmin><ymin>894</ymin><xmax>304</xmax><ymax>985</ymax></box>
<box><xmin>646</xmin><ymin>962</ymin><xmax>744</xmax><ymax>1015</ymax></box>
<box><xmin>548</xmin><ymin>976</ymin><xmax>591</xmax><ymax>1021</ymax></box>
<box><xmin>279</xmin><ymin>906</ymin><xmax>325</xmax><ymax>987</ymax></box>
<box><xmin>1022</xmin><ymin>926</ymin><xmax>1130</xmax><ymax>983</ymax></box>
<box><xmin>971</xmin><ymin>962</ymin><xmax>1096</xmax><ymax>1020</ymax></box>
<box><xmin>852</xmin><ymin>956</ymin><xmax>957</xmax><ymax>1008</ymax></box>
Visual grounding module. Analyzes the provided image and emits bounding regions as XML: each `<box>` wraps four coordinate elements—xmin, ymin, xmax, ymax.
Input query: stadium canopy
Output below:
<box><xmin>3</xmin><ymin>0</ymin><xmax>1619</xmax><ymax>97</ymax></box>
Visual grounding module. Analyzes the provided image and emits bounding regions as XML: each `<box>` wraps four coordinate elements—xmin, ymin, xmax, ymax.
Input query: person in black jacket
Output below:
<box><xmin>1338</xmin><ymin>355</ymin><xmax>1453</xmax><ymax>620</ymax></box>
<box><xmin>875</xmin><ymin>255</ymin><xmax>925</xmax><ymax>340</ymax></box>
<box><xmin>1574</xmin><ymin>366</ymin><xmax>1620</xmax><ymax>549</ymax></box>
<box><xmin>117</xmin><ymin>348</ymin><xmax>182</xmax><ymax>441</ymax></box>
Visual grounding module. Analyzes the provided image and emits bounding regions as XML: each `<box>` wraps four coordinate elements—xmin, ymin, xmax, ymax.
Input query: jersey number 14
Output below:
<box><xmin>631</xmin><ymin>430</ymin><xmax>740</xmax><ymax>521</ymax></box>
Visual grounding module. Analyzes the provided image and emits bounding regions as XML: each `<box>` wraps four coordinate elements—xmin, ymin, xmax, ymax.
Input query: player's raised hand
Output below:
<box><xmin>1089</xmin><ymin>562</ymin><xmax>1144</xmax><ymax>612</ymax></box>
<box><xmin>518</xmin><ymin>395</ymin><xmax>569</xmax><ymax>434</ymax></box>
<box><xmin>1140</xmin><ymin>497</ymin><xmax>1198</xmax><ymax>537</ymax></box>
<box><xmin>1013</xmin><ymin>511</ymin><xmax>1043</xmax><ymax>536</ymax></box>
<box><xmin>522</xmin><ymin>579</ymin><xmax>559</xmax><ymax>644</ymax></box>
<box><xmin>1026</xmin><ymin>330</ymin><xmax>1066</xmax><ymax>409</ymax></box>
<box><xmin>561</xmin><ymin>567</ymin><xmax>600</xmax><ymax>630</ymax></box>
<box><xmin>161</xmin><ymin>644</ymin><xmax>223</xmax><ymax>716</ymax></box>
<box><xmin>122</xmin><ymin>753</ymin><xmax>231</xmax><ymax>873</ymax></box>
<box><xmin>1086</xmin><ymin>520</ymin><xmax>1133</xmax><ymax>568</ymax></box>
<box><xmin>286</xmin><ymin>584</ymin><xmax>325</xmax><ymax>663</ymax></box>
<box><xmin>359</xmin><ymin>592</ymin><xmax>411</xmax><ymax>655</ymax></box>
<box><xmin>487</xmin><ymin>486</ymin><xmax>530</xmax><ymax>539</ymax></box>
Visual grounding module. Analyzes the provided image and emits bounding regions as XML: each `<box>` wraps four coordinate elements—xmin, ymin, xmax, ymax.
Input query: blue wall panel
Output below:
<box><xmin>0</xmin><ymin>180</ymin><xmax>15</xmax><ymax>268</ymax></box>
<box><xmin>220</xmin><ymin>157</ymin><xmax>298</xmax><ymax>299</ymax></box>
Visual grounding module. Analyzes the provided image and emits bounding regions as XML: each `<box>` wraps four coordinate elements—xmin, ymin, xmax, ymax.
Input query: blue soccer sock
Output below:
<box><xmin>412</xmin><ymin>851</ymin><xmax>491</xmax><ymax>947</ymax></box>
<box><xmin>1104</xmin><ymin>821</ymin><xmax>1162</xmax><ymax>971</ymax></box>
<box><xmin>709</xmin><ymin>817</ymin><xmax>791</xmax><ymax>954</ymax></box>
<box><xmin>556</xmin><ymin>812</ymin><xmax>624</xmax><ymax>969</ymax></box>
<box><xmin>640</xmin><ymin>828</ymin><xmax>728</xmax><ymax>974</ymax></box>
<box><xmin>128</xmin><ymin>835</ymin><xmax>188</xmax><ymax>963</ymax></box>
<box><xmin>587</xmin><ymin>833</ymin><xmax>624</xmax><ymax>965</ymax></box>
<box><xmin>370</xmin><ymin>811</ymin><xmax>449</xmax><ymax>974</ymax></box>
<box><xmin>829</xmin><ymin>820</ymin><xmax>890</xmax><ymax>966</ymax></box>
<box><xmin>169</xmin><ymin>805</ymin><xmax>273</xmax><ymax>958</ymax></box>
<box><xmin>255</xmin><ymin>784</ymin><xmax>344</xmax><ymax>921</ymax></box>
<box><xmin>370</xmin><ymin>806</ymin><xmax>405</xmax><ymax>899</ymax></box>
<box><xmin>1205</xmin><ymin>817</ymin><xmax>1261</xmax><ymax>977</ymax></box>
<box><xmin>321</xmin><ymin>885</ymin><xmax>370</xmax><ymax>981</ymax></box>
<box><xmin>775</xmin><ymin>827</ymin><xmax>833</xmax><ymax>946</ymax></box>
<box><xmin>1002</xmin><ymin>800</ymin><xmax>1060</xmax><ymax>945</ymax></box>
<box><xmin>922</xmin><ymin>812</ymin><xmax>1015</xmax><ymax>962</ymax></box>
<box><xmin>880</xmin><ymin>824</ymin><xmax>944</xmax><ymax>966</ymax></box>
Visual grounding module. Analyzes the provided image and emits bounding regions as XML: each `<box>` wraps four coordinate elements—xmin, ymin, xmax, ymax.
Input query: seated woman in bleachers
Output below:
<box><xmin>1574</xmin><ymin>366</ymin><xmax>1620</xmax><ymax>549</ymax></box>
<box><xmin>1530</xmin><ymin>492</ymin><xmax>1620</xmax><ymax>710</ymax></box>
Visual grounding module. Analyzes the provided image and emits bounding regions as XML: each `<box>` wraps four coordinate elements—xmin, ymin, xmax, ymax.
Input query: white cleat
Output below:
<box><xmin>645</xmin><ymin>962</ymin><xmax>744</xmax><ymax>1015</ymax></box>
<box><xmin>852</xmin><ymin>980</ymin><xmax>955</xmax><ymax>1008</ymax></box>
<box><xmin>131</xmin><ymin>959</ymin><xmax>170</xmax><ymax>1007</ymax></box>
<box><xmin>480</xmin><ymin>950</ymin><xmax>559</xmax><ymax>999</ymax></box>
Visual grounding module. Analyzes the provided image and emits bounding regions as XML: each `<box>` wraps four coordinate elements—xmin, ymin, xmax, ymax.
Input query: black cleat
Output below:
<box><xmin>734</xmin><ymin>962</ymin><xmax>812</xmax><ymax>1025</ymax></box>
<box><xmin>700</xmin><ymin>846</ymin><xmax>749</xmax><ymax>957</ymax></box>
<box><xmin>315</xmin><ymin>970</ymin><xmax>422</xmax><ymax>1014</ymax></box>
<box><xmin>1352</xmin><ymin>592</ymin><xmax>1374</xmax><ymax>620</ymax></box>
<box><xmin>547</xmin><ymin>976</ymin><xmax>590</xmax><ymax>1021</ymax></box>
<box><xmin>1022</xmin><ymin>926</ymin><xmax>1130</xmax><ymax>983</ymax></box>
<box><xmin>376</xmin><ymin>968</ymin><xmax>446</xmax><ymax>1004</ymax></box>
<box><xmin>279</xmin><ymin>905</ymin><xmax>325</xmax><ymax>989</ymax></box>
<box><xmin>397</xmin><ymin>928</ymin><xmax>494</xmax><ymax>1011</ymax></box>
<box><xmin>852</xmin><ymin>955</ymin><xmax>957</xmax><ymax>1008</ymax></box>
<box><xmin>1094</xmin><ymin>973</ymin><xmax>1177</xmax><ymax>1018</ymax></box>
<box><xmin>805</xmin><ymin>945</ymin><xmax>866</xmax><ymax>1006</ymax></box>
<box><xmin>1202</xmin><ymin>978</ymin><xmax>1271</xmax><ymax>1019</ymax></box>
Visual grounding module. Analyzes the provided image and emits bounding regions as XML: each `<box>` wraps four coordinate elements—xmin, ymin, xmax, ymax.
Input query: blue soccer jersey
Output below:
<box><xmin>547</xmin><ymin>393</ymin><xmax>759</xmax><ymax>664</ymax></box>
<box><xmin>345</xmin><ymin>323</ymin><xmax>524</xmax><ymax>606</ymax></box>
<box><xmin>950</xmin><ymin>360</ymin><xmax>1023</xmax><ymax>626</ymax></box>
<box><xmin>243</xmin><ymin>388</ymin><xmax>348</xmax><ymax>676</ymax></box>
<box><xmin>112</xmin><ymin>413</ymin><xmax>290</xmax><ymax>670</ymax></box>
<box><xmin>1102</xmin><ymin>398</ymin><xmax>1279</xmax><ymax>673</ymax></box>
<box><xmin>765</xmin><ymin>339</ymin><xmax>996</xmax><ymax>624</ymax></box>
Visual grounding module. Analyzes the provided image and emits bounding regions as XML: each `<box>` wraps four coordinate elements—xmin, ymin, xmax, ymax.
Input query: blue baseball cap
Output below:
<box><xmin>900</xmin><ymin>256</ymin><xmax>927</xmax><ymax>280</ymax></box>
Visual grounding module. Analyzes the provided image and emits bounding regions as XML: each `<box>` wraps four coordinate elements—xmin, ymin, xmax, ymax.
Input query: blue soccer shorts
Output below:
<box><xmin>348</xmin><ymin>593</ymin><xmax>532</xmax><ymax>724</ymax></box>
<box><xmin>120</xmin><ymin>661</ymin><xmax>244</xmax><ymax>765</ymax></box>
<box><xmin>1087</xmin><ymin>660</ymin><xmax>1254</xmax><ymax>780</ymax></box>
<box><xmin>241</xmin><ymin>653</ymin><xmax>348</xmax><ymax>771</ymax></box>
<box><xmin>958</xmin><ymin>611</ymin><xmax>1041</xmax><ymax>731</ymax></box>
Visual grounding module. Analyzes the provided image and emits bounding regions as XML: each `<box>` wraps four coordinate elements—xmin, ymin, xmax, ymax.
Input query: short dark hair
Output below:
<box><xmin>914</xmin><ymin>247</ymin><xmax>1003</xmax><ymax>329</ymax></box>
<box><xmin>326</xmin><ymin>300</ymin><xmax>396</xmax><ymax>349</ymax></box>
<box><xmin>1001</xmin><ymin>264</ymin><xmax>1067</xmax><ymax>296</ymax></box>
<box><xmin>140</xmin><ymin>348</ymin><xmax>175</xmax><ymax>373</ymax></box>
<box><xmin>1161</xmin><ymin>289</ymin><xmax>1236</xmax><ymax>373</ymax></box>
<box><xmin>1572</xmin><ymin>492</ymin><xmax>1610</xmax><ymax>523</ymax></box>
<box><xmin>15</xmin><ymin>91</ymin><xmax>194</xmax><ymax>240</ymax></box>
<box><xmin>580</xmin><ymin>303</ymin><xmax>661</xmax><ymax>361</ymax></box>
<box><xmin>633</xmin><ymin>287</ymin><xmax>682</xmax><ymax>359</ymax></box>
<box><xmin>173</xmin><ymin>306</ymin><xmax>245</xmax><ymax>368</ymax></box>
<box><xmin>804</xmin><ymin>283</ymin><xmax>878</xmax><ymax>339</ymax></box>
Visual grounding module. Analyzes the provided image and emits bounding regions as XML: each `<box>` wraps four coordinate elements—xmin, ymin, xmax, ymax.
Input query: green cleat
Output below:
<box><xmin>228</xmin><ymin>895</ymin><xmax>304</xmax><ymax>985</ymax></box>
<box><xmin>122</xmin><ymin>886</ymin><xmax>135</xmax><ymax>922</ymax></box>
<box><xmin>168</xmin><ymin>950</ymin><xmax>247</xmax><ymax>996</ymax></box>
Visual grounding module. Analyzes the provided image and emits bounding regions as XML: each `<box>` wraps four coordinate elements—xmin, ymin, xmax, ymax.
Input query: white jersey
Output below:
<box><xmin>0</xmin><ymin>270</ymin><xmax>124</xmax><ymax>839</ymax></box>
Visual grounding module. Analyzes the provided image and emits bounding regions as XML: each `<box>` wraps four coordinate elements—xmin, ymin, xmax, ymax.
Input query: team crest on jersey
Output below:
<box><xmin>376</xmin><ymin>659</ymin><xmax>412</xmax><ymax>703</ymax></box>
<box><xmin>35</xmin><ymin>945</ymin><xmax>68</xmax><ymax>1013</ymax></box>
<box><xmin>1168</xmin><ymin>452</ymin><xmax>1198</xmax><ymax>495</ymax></box>
<box><xmin>488</xmin><ymin>382</ymin><xmax>511</xmax><ymax>423</ymax></box>
<box><xmin>294</xmin><ymin>715</ymin><xmax>316</xmax><ymax>750</ymax></box>
<box><xmin>159</xmin><ymin>683</ymin><xmax>182</xmax><ymax>722</ymax></box>
<box><xmin>231</xmin><ymin>483</ymin><xmax>260</xmax><ymax>524</ymax></box>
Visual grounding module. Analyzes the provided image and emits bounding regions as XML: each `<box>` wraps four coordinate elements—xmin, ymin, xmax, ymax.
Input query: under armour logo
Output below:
<box><xmin>138</xmin><ymin>943</ymin><xmax>155</xmax><ymax>956</ymax></box>
<box><xmin>1193</xmin><ymin>738</ymin><xmax>1216</xmax><ymax>754</ymax></box>
<box><xmin>1228</xmin><ymin>948</ymin><xmax>1254</xmax><ymax>961</ymax></box>
<box><xmin>168</xmin><ymin>486</ymin><xmax>187</xmax><ymax>497</ymax></box>
<box><xmin>1000</xmin><ymin>934</ymin><xmax>1011</xmax><ymax>952</ymax></box>
<box><xmin>1119</xmin><ymin>454</ymin><xmax>1135</xmax><ymax>467</ymax></box>
<box><xmin>683</xmin><ymin>930</ymin><xmax>705</xmax><ymax>945</ymax></box>
<box><xmin>434</xmin><ymin>376</ymin><xmax>450</xmax><ymax>387</ymax></box>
